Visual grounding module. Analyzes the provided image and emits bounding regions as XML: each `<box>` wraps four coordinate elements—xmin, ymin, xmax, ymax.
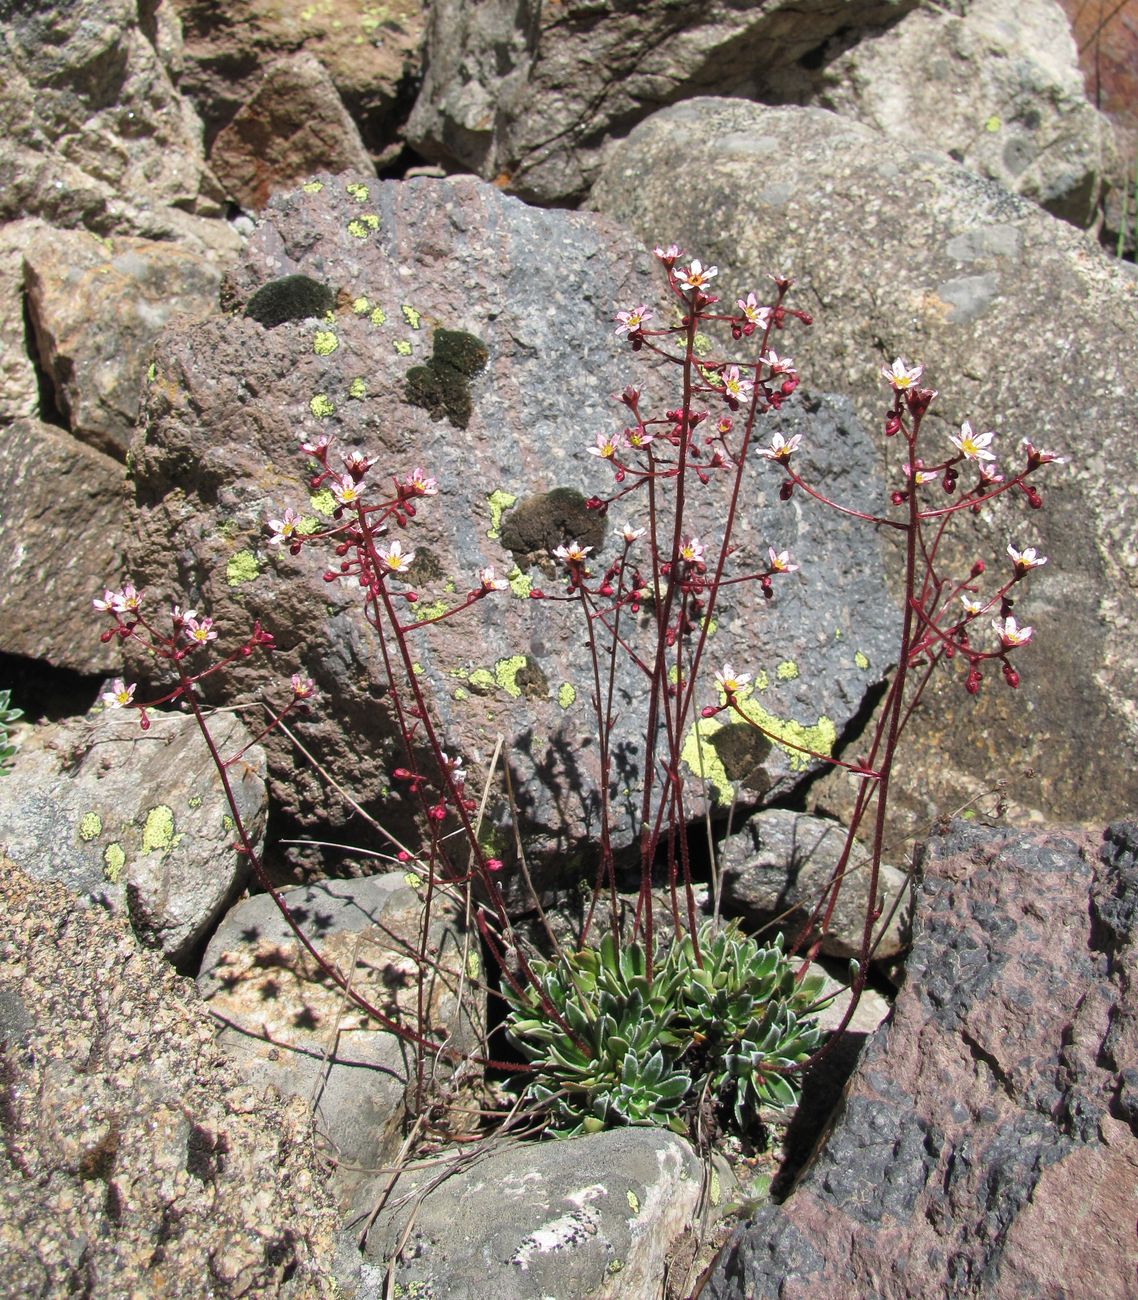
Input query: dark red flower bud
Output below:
<box><xmin>1002</xmin><ymin>662</ymin><xmax>1020</xmax><ymax>689</ymax></box>
<box><xmin>965</xmin><ymin>668</ymin><xmax>982</xmax><ymax>694</ymax></box>
<box><xmin>779</xmin><ymin>480</ymin><xmax>794</xmax><ymax>501</ymax></box>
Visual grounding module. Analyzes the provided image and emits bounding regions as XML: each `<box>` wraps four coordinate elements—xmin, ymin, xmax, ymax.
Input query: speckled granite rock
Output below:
<box><xmin>704</xmin><ymin>820</ymin><xmax>1138</xmax><ymax>1298</ymax></box>
<box><xmin>0</xmin><ymin>860</ymin><xmax>338</xmax><ymax>1297</ymax></box>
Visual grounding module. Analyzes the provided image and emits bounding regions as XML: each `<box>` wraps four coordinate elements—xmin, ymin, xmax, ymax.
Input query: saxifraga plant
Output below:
<box><xmin>0</xmin><ymin>689</ymin><xmax>22</xmax><ymax>774</ymax></box>
<box><xmin>92</xmin><ymin>241</ymin><xmax>1060</xmax><ymax>1146</ymax></box>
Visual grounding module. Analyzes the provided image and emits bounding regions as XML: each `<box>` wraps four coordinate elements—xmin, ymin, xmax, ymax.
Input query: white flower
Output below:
<box><xmin>881</xmin><ymin>358</ymin><xmax>924</xmax><ymax>390</ymax></box>
<box><xmin>378</xmin><ymin>540</ymin><xmax>415</xmax><ymax>573</ymax></box>
<box><xmin>267</xmin><ymin>507</ymin><xmax>303</xmax><ymax>545</ymax></box>
<box><xmin>950</xmin><ymin>421</ymin><xmax>996</xmax><ymax>462</ymax></box>
<box><xmin>1007</xmin><ymin>544</ymin><xmax>1047</xmax><ymax>573</ymax></box>
<box><xmin>677</xmin><ymin>259</ymin><xmax>718</xmax><ymax>292</ymax></box>
<box><xmin>621</xmin><ymin>523</ymin><xmax>645</xmax><ymax>545</ymax></box>
<box><xmin>101</xmin><ymin>678</ymin><xmax>135</xmax><ymax>709</ymax></box>
<box><xmin>768</xmin><ymin>547</ymin><xmax>799</xmax><ymax>573</ymax></box>
<box><xmin>553</xmin><ymin>540</ymin><xmax>592</xmax><ymax>565</ymax></box>
<box><xmin>715</xmin><ymin>664</ymin><xmax>751</xmax><ymax>695</ymax></box>
<box><xmin>479</xmin><ymin>566</ymin><xmax>509</xmax><ymax>591</ymax></box>
<box><xmin>993</xmin><ymin>615</ymin><xmax>1033</xmax><ymax>647</ymax></box>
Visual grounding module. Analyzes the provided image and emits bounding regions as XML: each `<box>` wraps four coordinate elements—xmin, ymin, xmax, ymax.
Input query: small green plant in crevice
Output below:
<box><xmin>501</xmin><ymin>922</ymin><xmax>825</xmax><ymax>1137</ymax></box>
<box><xmin>0</xmin><ymin>689</ymin><xmax>23</xmax><ymax>774</ymax></box>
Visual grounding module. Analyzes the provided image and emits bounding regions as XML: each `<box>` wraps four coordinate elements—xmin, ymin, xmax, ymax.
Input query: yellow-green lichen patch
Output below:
<box><xmin>411</xmin><ymin>662</ymin><xmax>424</xmax><ymax>676</ymax></box>
<box><xmin>309</xmin><ymin>393</ymin><xmax>335</xmax><ymax>418</ymax></box>
<box><xmin>487</xmin><ymin>489</ymin><xmax>517</xmax><ymax>539</ymax></box>
<box><xmin>346</xmin><ymin>214</ymin><xmax>380</xmax><ymax>238</ymax></box>
<box><xmin>146</xmin><ymin>362</ymin><xmax>157</xmax><ymax>382</ymax></box>
<box><xmin>216</xmin><ymin>520</ymin><xmax>238</xmax><ymax>540</ymax></box>
<box><xmin>403</xmin><ymin>871</ymin><xmax>423</xmax><ymax>889</ymax></box>
<box><xmin>313</xmin><ymin>329</ymin><xmax>338</xmax><ymax>356</ymax></box>
<box><xmin>348</xmin><ymin>377</ymin><xmax>367</xmax><ymax>399</ymax></box>
<box><xmin>352</xmin><ymin>296</ymin><xmax>370</xmax><ymax>314</ymax></box>
<box><xmin>453</xmin><ymin>685</ymin><xmax>469</xmax><ymax>701</ymax></box>
<box><xmin>393</xmin><ymin>339</ymin><xmax>412</xmax><ymax>356</ymax></box>
<box><xmin>854</xmin><ymin>650</ymin><xmax>870</xmax><ymax>670</ymax></box>
<box><xmin>369</xmin><ymin>305</ymin><xmax>387</xmax><ymax>326</ymax></box>
<box><xmin>346</xmin><ymin>182</ymin><xmax>370</xmax><ymax>202</ymax></box>
<box><xmin>984</xmin><ymin>114</ymin><xmax>1001</xmax><ymax>133</ymax></box>
<box><xmin>627</xmin><ymin>1190</ymin><xmax>640</xmax><ymax>1215</ymax></box>
<box><xmin>302</xmin><ymin>180</ymin><xmax>324</xmax><ymax>193</ymax></box>
<box><xmin>495</xmin><ymin>655</ymin><xmax>527</xmax><ymax>698</ymax></box>
<box><xmin>222</xmin><ymin>814</ymin><xmax>235</xmax><ymax>832</ymax></box>
<box><xmin>507</xmin><ymin>566</ymin><xmax>532</xmax><ymax>598</ymax></box>
<box><xmin>103</xmin><ymin>843</ymin><xmax>125</xmax><ymax>883</ymax></box>
<box><xmin>401</xmin><ymin>305</ymin><xmax>422</xmax><ymax>329</ymax></box>
<box><xmin>693</xmin><ymin>332</ymin><xmax>713</xmax><ymax>356</ymax></box>
<box><xmin>226</xmin><ymin>551</ymin><xmax>259</xmax><ymax>586</ymax></box>
<box><xmin>468</xmin><ymin>668</ymin><xmax>496</xmax><ymax>694</ymax></box>
<box><xmin>710</xmin><ymin>1167</ymin><xmax>721</xmax><ymax>1206</ymax></box>
<box><xmin>776</xmin><ymin>660</ymin><xmax>799</xmax><ymax>682</ymax></box>
<box><xmin>141</xmin><ymin>805</ymin><xmax>177</xmax><ymax>855</ymax></box>
<box><xmin>322</xmin><ymin>309</ymin><xmax>335</xmax><ymax>324</ymax></box>
<box><xmin>78</xmin><ymin>812</ymin><xmax>102</xmax><ymax>842</ymax></box>
<box><xmin>309</xmin><ymin>489</ymin><xmax>336</xmax><ymax>517</ymax></box>
<box><xmin>413</xmin><ymin>600</ymin><xmax>448</xmax><ymax>622</ymax></box>
<box><xmin>466</xmin><ymin>948</ymin><xmax>481</xmax><ymax>980</ymax></box>
<box><xmin>188</xmin><ymin>795</ymin><xmax>203</xmax><ymax>810</ymax></box>
<box><xmin>297</xmin><ymin>515</ymin><xmax>321</xmax><ymax>535</ymax></box>
<box><xmin>557</xmin><ymin>682</ymin><xmax>576</xmax><ymax>709</ymax></box>
<box><xmin>754</xmin><ymin>668</ymin><xmax>770</xmax><ymax>691</ymax></box>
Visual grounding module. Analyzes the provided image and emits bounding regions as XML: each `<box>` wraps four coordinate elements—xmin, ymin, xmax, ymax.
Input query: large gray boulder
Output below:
<box><xmin>126</xmin><ymin>173</ymin><xmax>896</xmax><ymax>873</ymax></box>
<box><xmin>406</xmin><ymin>0</ymin><xmax>921</xmax><ymax>204</ymax></box>
<box><xmin>705</xmin><ymin>819</ymin><xmax>1138</xmax><ymax>1299</ymax></box>
<box><xmin>591</xmin><ymin>99</ymin><xmax>1138</xmax><ymax>835</ymax></box>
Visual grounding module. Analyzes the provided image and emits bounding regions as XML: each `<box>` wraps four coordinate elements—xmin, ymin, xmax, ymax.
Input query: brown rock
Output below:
<box><xmin>24</xmin><ymin>227</ymin><xmax>223</xmax><ymax>456</ymax></box>
<box><xmin>208</xmin><ymin>52</ymin><xmax>376</xmax><ymax>210</ymax></box>
<box><xmin>0</xmin><ymin>220</ymin><xmax>43</xmax><ymax>424</ymax></box>
<box><xmin>0</xmin><ymin>419</ymin><xmax>128</xmax><ymax>674</ymax></box>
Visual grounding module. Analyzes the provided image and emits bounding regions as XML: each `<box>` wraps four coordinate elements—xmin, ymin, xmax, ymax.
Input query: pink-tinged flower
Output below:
<box><xmin>626</xmin><ymin>425</ymin><xmax>654</xmax><ymax>449</ymax></box>
<box><xmin>621</xmin><ymin>523</ymin><xmax>645</xmax><ymax>545</ymax></box>
<box><xmin>881</xmin><ymin>358</ymin><xmax>924</xmax><ymax>390</ymax></box>
<box><xmin>378</xmin><ymin>540</ymin><xmax>415</xmax><ymax>574</ymax></box>
<box><xmin>758</xmin><ymin>431</ymin><xmax>802</xmax><ymax>463</ymax></box>
<box><xmin>737</xmin><ymin>293</ymin><xmax>771</xmax><ymax>329</ymax></box>
<box><xmin>290</xmin><ymin>673</ymin><xmax>317</xmax><ymax>699</ymax></box>
<box><xmin>116</xmin><ymin>584</ymin><xmax>143</xmax><ymax>615</ymax></box>
<box><xmin>677</xmin><ymin>259</ymin><xmax>718</xmax><ymax>292</ymax></box>
<box><xmin>184</xmin><ymin>616</ymin><xmax>218</xmax><ymax>645</ymax></box>
<box><xmin>950</xmin><ymin>421</ymin><xmax>996</xmax><ymax>462</ymax></box>
<box><xmin>331</xmin><ymin>475</ymin><xmax>363</xmax><ymax>506</ymax></box>
<box><xmin>588</xmin><ymin>429</ymin><xmax>627</xmax><ymax>460</ymax></box>
<box><xmin>1021</xmin><ymin>439</ymin><xmax>1067</xmax><ymax>468</ymax></box>
<box><xmin>721</xmin><ymin>365</ymin><xmax>754</xmax><ymax>403</ymax></box>
<box><xmin>994</xmin><ymin>615</ymin><xmax>1033</xmax><ymax>647</ymax></box>
<box><xmin>768</xmin><ymin>547</ymin><xmax>799</xmax><ymax>573</ymax></box>
<box><xmin>679</xmin><ymin>536</ymin><xmax>704</xmax><ymax>564</ymax></box>
<box><xmin>1007</xmin><ymin>544</ymin><xmax>1047</xmax><ymax>574</ymax></box>
<box><xmin>553</xmin><ymin>540</ymin><xmax>592</xmax><ymax>565</ymax></box>
<box><xmin>341</xmin><ymin>449</ymin><xmax>375</xmax><ymax>479</ymax></box>
<box><xmin>101</xmin><ymin>678</ymin><xmax>136</xmax><ymax>709</ymax></box>
<box><xmin>172</xmin><ymin>605</ymin><xmax>197</xmax><ymax>628</ymax></box>
<box><xmin>614</xmin><ymin>304</ymin><xmax>652</xmax><ymax>337</ymax></box>
<box><xmin>479</xmin><ymin>566</ymin><xmax>509</xmax><ymax>591</ymax></box>
<box><xmin>960</xmin><ymin>595</ymin><xmax>985</xmax><ymax>616</ymax></box>
<box><xmin>903</xmin><ymin>462</ymin><xmax>938</xmax><ymax>486</ymax></box>
<box><xmin>979</xmin><ymin>462</ymin><xmax>1005</xmax><ymax>487</ymax></box>
<box><xmin>267</xmin><ymin>507</ymin><xmax>303</xmax><ymax>546</ymax></box>
<box><xmin>92</xmin><ymin>588</ymin><xmax>118</xmax><ymax>614</ymax></box>
<box><xmin>653</xmin><ymin>243</ymin><xmax>682</xmax><ymax>263</ymax></box>
<box><xmin>715</xmin><ymin>663</ymin><xmax>751</xmax><ymax>695</ymax></box>
<box><xmin>300</xmin><ymin>433</ymin><xmax>331</xmax><ymax>457</ymax></box>
<box><xmin>403</xmin><ymin>466</ymin><xmax>438</xmax><ymax>496</ymax></box>
<box><xmin>762</xmin><ymin>349</ymin><xmax>796</xmax><ymax>377</ymax></box>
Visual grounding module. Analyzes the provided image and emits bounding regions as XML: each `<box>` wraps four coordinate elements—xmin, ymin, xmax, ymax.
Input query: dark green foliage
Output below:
<box><xmin>0</xmin><ymin>689</ymin><xmax>22</xmax><ymax>774</ymax></box>
<box><xmin>405</xmin><ymin>328</ymin><xmax>488</xmax><ymax>428</ymax></box>
<box><xmin>502</xmin><ymin>921</ymin><xmax>826</xmax><ymax>1138</ymax></box>
<box><xmin>499</xmin><ymin>486</ymin><xmax>607</xmax><ymax>558</ymax></box>
<box><xmin>244</xmin><ymin>276</ymin><xmax>335</xmax><ymax>328</ymax></box>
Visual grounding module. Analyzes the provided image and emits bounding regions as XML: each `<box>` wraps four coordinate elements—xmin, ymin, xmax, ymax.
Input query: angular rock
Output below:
<box><xmin>208</xmin><ymin>52</ymin><xmax>377</xmax><ymax>211</ymax></box>
<box><xmin>24</xmin><ymin>227</ymin><xmax>223</xmax><ymax>457</ymax></box>
<box><xmin>198</xmin><ymin>875</ymin><xmax>482</xmax><ymax>1210</ymax></box>
<box><xmin>591</xmin><ymin>99</ymin><xmax>1138</xmax><ymax>834</ymax></box>
<box><xmin>0</xmin><ymin>0</ymin><xmax>235</xmax><ymax>256</ymax></box>
<box><xmin>170</xmin><ymin>0</ymin><xmax>425</xmax><ymax>167</ymax></box>
<box><xmin>0</xmin><ymin>420</ymin><xmax>128</xmax><ymax>674</ymax></box>
<box><xmin>804</xmin><ymin>0</ymin><xmax>1117</xmax><ymax>227</ymax></box>
<box><xmin>0</xmin><ymin>220</ymin><xmax>43</xmax><ymax>425</ymax></box>
<box><xmin>0</xmin><ymin>709</ymin><xmax>265</xmax><ymax>967</ymax></box>
<box><xmin>0</xmin><ymin>861</ymin><xmax>338</xmax><ymax>1298</ymax></box>
<box><xmin>358</xmin><ymin>1126</ymin><xmax>711</xmax><ymax>1299</ymax></box>
<box><xmin>406</xmin><ymin>0</ymin><xmax>921</xmax><ymax>204</ymax></box>
<box><xmin>127</xmin><ymin>172</ymin><xmax>896</xmax><ymax>873</ymax></box>
<box><xmin>704</xmin><ymin>820</ymin><xmax>1138</xmax><ymax>1299</ymax></box>
<box><xmin>719</xmin><ymin>809</ymin><xmax>912</xmax><ymax>961</ymax></box>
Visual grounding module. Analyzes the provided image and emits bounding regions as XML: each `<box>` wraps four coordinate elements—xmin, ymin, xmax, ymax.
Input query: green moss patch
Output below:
<box><xmin>245</xmin><ymin>275</ymin><xmax>334</xmax><ymax>328</ymax></box>
<box><xmin>405</xmin><ymin>328</ymin><xmax>489</xmax><ymax>429</ymax></box>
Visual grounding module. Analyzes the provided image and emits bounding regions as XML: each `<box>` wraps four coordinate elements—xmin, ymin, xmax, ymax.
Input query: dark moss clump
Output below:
<box><xmin>707</xmin><ymin>724</ymin><xmax>772</xmax><ymax>787</ymax></box>
<box><xmin>514</xmin><ymin>658</ymin><xmax>549</xmax><ymax>699</ymax></box>
<box><xmin>499</xmin><ymin>487</ymin><xmax>607</xmax><ymax>559</ymax></box>
<box><xmin>405</xmin><ymin>328</ymin><xmax>488</xmax><ymax>429</ymax></box>
<box><xmin>245</xmin><ymin>275</ymin><xmax>335</xmax><ymax>327</ymax></box>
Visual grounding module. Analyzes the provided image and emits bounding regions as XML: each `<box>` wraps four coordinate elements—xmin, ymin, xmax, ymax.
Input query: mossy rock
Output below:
<box><xmin>499</xmin><ymin>487</ymin><xmax>607</xmax><ymax>559</ymax></box>
<box><xmin>244</xmin><ymin>275</ymin><xmax>335</xmax><ymax>327</ymax></box>
<box><xmin>405</xmin><ymin>328</ymin><xmax>489</xmax><ymax>428</ymax></box>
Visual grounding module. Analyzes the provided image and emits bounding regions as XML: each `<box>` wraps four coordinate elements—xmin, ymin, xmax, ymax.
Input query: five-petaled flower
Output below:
<box><xmin>291</xmin><ymin>673</ymin><xmax>317</xmax><ymax>699</ymax></box>
<box><xmin>553</xmin><ymin>540</ymin><xmax>592</xmax><ymax>565</ymax></box>
<box><xmin>950</xmin><ymin>421</ymin><xmax>996</xmax><ymax>462</ymax></box>
<box><xmin>715</xmin><ymin>663</ymin><xmax>751</xmax><ymax>696</ymax></box>
<box><xmin>758</xmin><ymin>431</ymin><xmax>802</xmax><ymax>463</ymax></box>
<box><xmin>736</xmin><ymin>293</ymin><xmax>771</xmax><ymax>331</ymax></box>
<box><xmin>92</xmin><ymin>588</ymin><xmax>118</xmax><ymax>614</ymax></box>
<box><xmin>626</xmin><ymin>425</ymin><xmax>654</xmax><ymax>449</ymax></box>
<box><xmin>960</xmin><ymin>595</ymin><xmax>985</xmax><ymax>617</ymax></box>
<box><xmin>342</xmin><ymin>450</ymin><xmax>375</xmax><ymax>479</ymax></box>
<box><xmin>721</xmin><ymin>365</ymin><xmax>754</xmax><ymax>403</ymax></box>
<box><xmin>403</xmin><ymin>467</ymin><xmax>438</xmax><ymax>496</ymax></box>
<box><xmin>679</xmin><ymin>536</ymin><xmax>705</xmax><ymax>564</ymax></box>
<box><xmin>267</xmin><ymin>508</ymin><xmax>303</xmax><ymax>545</ymax></box>
<box><xmin>1021</xmin><ymin>439</ymin><xmax>1067</xmax><ymax>469</ymax></box>
<box><xmin>762</xmin><ymin>350</ymin><xmax>796</xmax><ymax>377</ymax></box>
<box><xmin>903</xmin><ymin>462</ymin><xmax>938</xmax><ymax>486</ymax></box>
<box><xmin>881</xmin><ymin>358</ymin><xmax>924</xmax><ymax>390</ymax></box>
<box><xmin>479</xmin><ymin>566</ymin><xmax>509</xmax><ymax>591</ymax></box>
<box><xmin>768</xmin><ymin>547</ymin><xmax>799</xmax><ymax>573</ymax></box>
<box><xmin>300</xmin><ymin>433</ymin><xmax>330</xmax><ymax>457</ymax></box>
<box><xmin>621</xmin><ymin>523</ymin><xmax>645</xmax><ymax>545</ymax></box>
<box><xmin>653</xmin><ymin>243</ymin><xmax>682</xmax><ymax>264</ymax></box>
<box><xmin>614</xmin><ymin>305</ymin><xmax>652</xmax><ymax>337</ymax></box>
<box><xmin>332</xmin><ymin>475</ymin><xmax>363</xmax><ymax>507</ymax></box>
<box><xmin>185</xmin><ymin>616</ymin><xmax>218</xmax><ymax>645</ymax></box>
<box><xmin>1007</xmin><ymin>544</ymin><xmax>1047</xmax><ymax>575</ymax></box>
<box><xmin>379</xmin><ymin>540</ymin><xmax>416</xmax><ymax>574</ymax></box>
<box><xmin>588</xmin><ymin>430</ymin><xmax>627</xmax><ymax>460</ymax></box>
<box><xmin>677</xmin><ymin>259</ymin><xmax>718</xmax><ymax>292</ymax></box>
<box><xmin>102</xmin><ymin>678</ymin><xmax>135</xmax><ymax>709</ymax></box>
<box><xmin>994</xmin><ymin>615</ymin><xmax>1033</xmax><ymax>648</ymax></box>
